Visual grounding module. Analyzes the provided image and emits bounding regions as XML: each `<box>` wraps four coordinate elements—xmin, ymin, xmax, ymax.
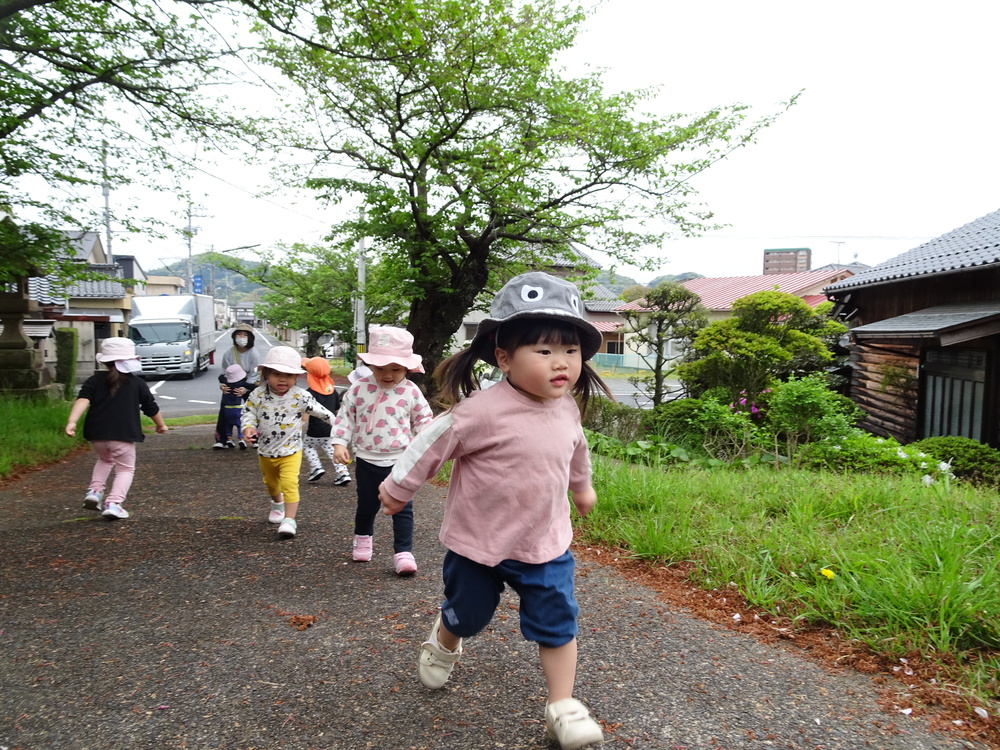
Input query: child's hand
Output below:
<box><xmin>156</xmin><ymin>424</ymin><xmax>169</xmax><ymax>434</ymax></box>
<box><xmin>571</xmin><ymin>486</ymin><xmax>597</xmax><ymax>517</ymax></box>
<box><xmin>378</xmin><ymin>482</ymin><xmax>407</xmax><ymax>516</ymax></box>
<box><xmin>333</xmin><ymin>445</ymin><xmax>351</xmax><ymax>465</ymax></box>
<box><xmin>243</xmin><ymin>426</ymin><xmax>257</xmax><ymax>440</ymax></box>
<box><xmin>65</xmin><ymin>422</ymin><xmax>76</xmax><ymax>437</ymax></box>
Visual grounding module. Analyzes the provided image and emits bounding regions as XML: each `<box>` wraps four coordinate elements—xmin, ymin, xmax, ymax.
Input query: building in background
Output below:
<box><xmin>763</xmin><ymin>247</ymin><xmax>811</xmax><ymax>274</ymax></box>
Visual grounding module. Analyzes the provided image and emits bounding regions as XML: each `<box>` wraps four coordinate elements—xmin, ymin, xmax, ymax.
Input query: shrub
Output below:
<box><xmin>764</xmin><ymin>374</ymin><xmax>862</xmax><ymax>460</ymax></box>
<box><xmin>797</xmin><ymin>430</ymin><xmax>949</xmax><ymax>478</ymax></box>
<box><xmin>582</xmin><ymin>395</ymin><xmax>644</xmax><ymax>445</ymax></box>
<box><xmin>908</xmin><ymin>436</ymin><xmax>1000</xmax><ymax>488</ymax></box>
<box><xmin>640</xmin><ymin>398</ymin><xmax>705</xmax><ymax>447</ymax></box>
<box><xmin>54</xmin><ymin>327</ymin><xmax>78</xmax><ymax>398</ymax></box>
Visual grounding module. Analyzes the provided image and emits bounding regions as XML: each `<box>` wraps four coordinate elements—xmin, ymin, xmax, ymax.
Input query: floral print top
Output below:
<box><xmin>241</xmin><ymin>384</ymin><xmax>334</xmax><ymax>458</ymax></box>
<box><xmin>330</xmin><ymin>376</ymin><xmax>433</xmax><ymax>467</ymax></box>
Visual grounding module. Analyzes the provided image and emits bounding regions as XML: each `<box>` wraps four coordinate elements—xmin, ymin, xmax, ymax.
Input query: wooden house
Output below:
<box><xmin>824</xmin><ymin>208</ymin><xmax>1000</xmax><ymax>447</ymax></box>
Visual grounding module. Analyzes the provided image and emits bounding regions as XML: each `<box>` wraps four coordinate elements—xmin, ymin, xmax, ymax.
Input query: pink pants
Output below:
<box><xmin>88</xmin><ymin>441</ymin><xmax>137</xmax><ymax>505</ymax></box>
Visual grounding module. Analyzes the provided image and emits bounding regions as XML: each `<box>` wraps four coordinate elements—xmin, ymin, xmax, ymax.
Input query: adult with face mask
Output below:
<box><xmin>213</xmin><ymin>324</ymin><xmax>261</xmax><ymax>449</ymax></box>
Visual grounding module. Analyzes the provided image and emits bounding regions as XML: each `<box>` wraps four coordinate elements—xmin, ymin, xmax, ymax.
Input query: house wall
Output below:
<box><xmin>847</xmin><ymin>342</ymin><xmax>921</xmax><ymax>442</ymax></box>
<box><xmin>842</xmin><ymin>267</ymin><xmax>1000</xmax><ymax>446</ymax></box>
<box><xmin>846</xmin><ymin>267</ymin><xmax>1000</xmax><ymax>326</ymax></box>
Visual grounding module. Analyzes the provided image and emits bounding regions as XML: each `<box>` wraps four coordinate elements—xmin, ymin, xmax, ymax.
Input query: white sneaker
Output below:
<box><xmin>212</xmin><ymin>441</ymin><xmax>226</xmax><ymax>450</ymax></box>
<box><xmin>418</xmin><ymin>615</ymin><xmax>462</xmax><ymax>689</ymax></box>
<box><xmin>102</xmin><ymin>503</ymin><xmax>129</xmax><ymax>520</ymax></box>
<box><xmin>307</xmin><ymin>467</ymin><xmax>325</xmax><ymax>482</ymax></box>
<box><xmin>277</xmin><ymin>518</ymin><xmax>297</xmax><ymax>538</ymax></box>
<box><xmin>333</xmin><ymin>472</ymin><xmax>351</xmax><ymax>486</ymax></box>
<box><xmin>83</xmin><ymin>489</ymin><xmax>103</xmax><ymax>510</ymax></box>
<box><xmin>545</xmin><ymin>698</ymin><xmax>603</xmax><ymax>750</ymax></box>
<box><xmin>268</xmin><ymin>502</ymin><xmax>285</xmax><ymax>523</ymax></box>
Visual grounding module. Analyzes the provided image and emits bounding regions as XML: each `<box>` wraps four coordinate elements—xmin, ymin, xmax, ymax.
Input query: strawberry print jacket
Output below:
<box><xmin>330</xmin><ymin>376</ymin><xmax>434</xmax><ymax>467</ymax></box>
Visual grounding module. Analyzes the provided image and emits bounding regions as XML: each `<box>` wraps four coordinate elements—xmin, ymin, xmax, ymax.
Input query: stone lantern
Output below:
<box><xmin>0</xmin><ymin>275</ymin><xmax>63</xmax><ymax>399</ymax></box>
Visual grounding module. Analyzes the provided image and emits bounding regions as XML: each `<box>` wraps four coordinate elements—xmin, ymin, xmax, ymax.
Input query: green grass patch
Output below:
<box><xmin>584</xmin><ymin>457</ymin><xmax>1000</xmax><ymax>703</ymax></box>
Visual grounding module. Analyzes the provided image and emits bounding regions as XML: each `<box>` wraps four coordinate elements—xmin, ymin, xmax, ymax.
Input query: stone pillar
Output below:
<box><xmin>0</xmin><ymin>277</ymin><xmax>63</xmax><ymax>400</ymax></box>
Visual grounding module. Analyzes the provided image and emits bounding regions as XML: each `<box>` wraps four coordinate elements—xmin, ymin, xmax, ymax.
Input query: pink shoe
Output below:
<box><xmin>393</xmin><ymin>551</ymin><xmax>417</xmax><ymax>576</ymax></box>
<box><xmin>352</xmin><ymin>535</ymin><xmax>373</xmax><ymax>561</ymax></box>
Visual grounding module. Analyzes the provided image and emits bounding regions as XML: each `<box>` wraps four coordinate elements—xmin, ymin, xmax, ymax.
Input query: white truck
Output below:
<box><xmin>128</xmin><ymin>294</ymin><xmax>216</xmax><ymax>378</ymax></box>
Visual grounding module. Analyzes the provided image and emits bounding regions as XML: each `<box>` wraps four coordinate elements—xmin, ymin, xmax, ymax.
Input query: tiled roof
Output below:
<box><xmin>681</xmin><ymin>269</ymin><xmax>852</xmax><ymax>311</ymax></box>
<box><xmin>825</xmin><ymin>208</ymin><xmax>1000</xmax><ymax>292</ymax></box>
<box><xmin>592</xmin><ymin>320</ymin><xmax>624</xmax><ymax>332</ymax></box>
<box><xmin>582</xmin><ymin>283</ymin><xmax>621</xmax><ymax>312</ymax></box>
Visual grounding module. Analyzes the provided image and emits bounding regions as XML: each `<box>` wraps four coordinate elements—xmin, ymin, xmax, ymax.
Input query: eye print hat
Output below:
<box><xmin>470</xmin><ymin>271</ymin><xmax>602</xmax><ymax>366</ymax></box>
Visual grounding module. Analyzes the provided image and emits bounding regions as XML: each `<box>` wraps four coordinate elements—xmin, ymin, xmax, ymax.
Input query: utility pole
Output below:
<box><xmin>353</xmin><ymin>209</ymin><xmax>367</xmax><ymax>366</ymax></box>
<box><xmin>184</xmin><ymin>204</ymin><xmax>206</xmax><ymax>293</ymax></box>
<box><xmin>101</xmin><ymin>143</ymin><xmax>113</xmax><ymax>268</ymax></box>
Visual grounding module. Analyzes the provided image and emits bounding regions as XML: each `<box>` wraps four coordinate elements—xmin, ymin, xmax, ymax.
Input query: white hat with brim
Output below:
<box><xmin>257</xmin><ymin>346</ymin><xmax>306</xmax><ymax>374</ymax></box>
<box><xmin>470</xmin><ymin>272</ymin><xmax>602</xmax><ymax>366</ymax></box>
<box><xmin>95</xmin><ymin>337</ymin><xmax>140</xmax><ymax>363</ymax></box>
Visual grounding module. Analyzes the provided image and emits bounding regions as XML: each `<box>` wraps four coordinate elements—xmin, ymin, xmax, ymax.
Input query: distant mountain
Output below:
<box><xmin>648</xmin><ymin>271</ymin><xmax>704</xmax><ymax>287</ymax></box>
<box><xmin>594</xmin><ymin>270</ymin><xmax>639</xmax><ymax>294</ymax></box>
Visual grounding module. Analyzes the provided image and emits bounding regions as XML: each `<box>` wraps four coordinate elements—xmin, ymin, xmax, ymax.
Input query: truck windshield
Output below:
<box><xmin>129</xmin><ymin>323</ymin><xmax>191</xmax><ymax>345</ymax></box>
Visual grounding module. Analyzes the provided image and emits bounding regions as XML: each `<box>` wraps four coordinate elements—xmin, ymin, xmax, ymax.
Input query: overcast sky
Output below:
<box><xmin>110</xmin><ymin>0</ymin><xmax>1000</xmax><ymax>285</ymax></box>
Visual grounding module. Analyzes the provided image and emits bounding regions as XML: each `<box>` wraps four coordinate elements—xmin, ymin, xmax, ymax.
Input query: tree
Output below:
<box><xmin>620</xmin><ymin>284</ymin><xmax>650</xmax><ymax>303</ymax></box>
<box><xmin>209</xmin><ymin>242</ymin><xmax>408</xmax><ymax>355</ymax></box>
<box><xmin>676</xmin><ymin>290</ymin><xmax>847</xmax><ymax>407</ymax></box>
<box><xmin>619</xmin><ymin>282</ymin><xmax>707</xmax><ymax>406</ymax></box>
<box><xmin>1</xmin><ymin>0</ymin><xmax>260</xmax><ymax>283</ymax></box>
<box><xmin>245</xmin><ymin>0</ymin><xmax>796</xmax><ymax>393</ymax></box>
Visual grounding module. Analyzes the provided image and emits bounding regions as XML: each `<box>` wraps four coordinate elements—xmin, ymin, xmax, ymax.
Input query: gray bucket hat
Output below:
<box><xmin>470</xmin><ymin>272</ymin><xmax>603</xmax><ymax>366</ymax></box>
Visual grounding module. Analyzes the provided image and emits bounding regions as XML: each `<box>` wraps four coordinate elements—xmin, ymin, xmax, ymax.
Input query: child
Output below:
<box><xmin>219</xmin><ymin>363</ymin><xmax>250</xmax><ymax>450</ymax></box>
<box><xmin>378</xmin><ymin>272</ymin><xmax>613</xmax><ymax>750</ymax></box>
<box><xmin>65</xmin><ymin>337</ymin><xmax>169</xmax><ymax>520</ymax></box>
<box><xmin>241</xmin><ymin>346</ymin><xmax>335</xmax><ymax>538</ymax></box>
<box><xmin>301</xmin><ymin>356</ymin><xmax>351</xmax><ymax>485</ymax></box>
<box><xmin>331</xmin><ymin>327</ymin><xmax>433</xmax><ymax>575</ymax></box>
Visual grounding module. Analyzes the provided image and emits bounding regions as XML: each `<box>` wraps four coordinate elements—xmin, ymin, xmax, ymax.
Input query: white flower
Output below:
<box><xmin>920</xmin><ymin>462</ymin><xmax>927</xmax><ymax>468</ymax></box>
<box><xmin>918</xmin><ymin>452</ymin><xmax>927</xmax><ymax>458</ymax></box>
<box><xmin>922</xmin><ymin>475</ymin><xmax>935</xmax><ymax>486</ymax></box>
<box><xmin>897</xmin><ymin>449</ymin><xmax>908</xmax><ymax>459</ymax></box>
<box><xmin>938</xmin><ymin>461</ymin><xmax>952</xmax><ymax>472</ymax></box>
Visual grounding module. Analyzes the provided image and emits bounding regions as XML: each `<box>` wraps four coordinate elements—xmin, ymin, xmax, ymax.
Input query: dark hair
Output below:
<box><xmin>434</xmin><ymin>317</ymin><xmax>613</xmax><ymax>415</ymax></box>
<box><xmin>103</xmin><ymin>362</ymin><xmax>128</xmax><ymax>397</ymax></box>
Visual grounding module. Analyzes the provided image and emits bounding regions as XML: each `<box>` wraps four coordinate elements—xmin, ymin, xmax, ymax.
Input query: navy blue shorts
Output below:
<box><xmin>439</xmin><ymin>549</ymin><xmax>579</xmax><ymax>649</ymax></box>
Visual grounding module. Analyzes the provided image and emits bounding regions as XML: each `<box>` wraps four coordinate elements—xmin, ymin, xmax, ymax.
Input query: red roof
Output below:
<box><xmin>681</xmin><ymin>269</ymin><xmax>853</xmax><ymax>311</ymax></box>
<box><xmin>592</xmin><ymin>320</ymin><xmax>624</xmax><ymax>332</ymax></box>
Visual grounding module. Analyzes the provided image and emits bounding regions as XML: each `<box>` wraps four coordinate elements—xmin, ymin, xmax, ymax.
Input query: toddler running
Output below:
<box><xmin>332</xmin><ymin>327</ymin><xmax>433</xmax><ymax>575</ymax></box>
<box><xmin>378</xmin><ymin>272</ymin><xmax>613</xmax><ymax>749</ymax></box>
<box><xmin>65</xmin><ymin>337</ymin><xmax>168</xmax><ymax>520</ymax></box>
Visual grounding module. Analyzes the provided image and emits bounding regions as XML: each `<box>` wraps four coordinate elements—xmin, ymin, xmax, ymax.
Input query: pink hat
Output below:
<box><xmin>95</xmin><ymin>337</ymin><xmax>139</xmax><ymax>362</ymax></box>
<box><xmin>225</xmin><ymin>364</ymin><xmax>247</xmax><ymax>383</ymax></box>
<box><xmin>358</xmin><ymin>327</ymin><xmax>424</xmax><ymax>373</ymax></box>
<box><xmin>257</xmin><ymin>346</ymin><xmax>306</xmax><ymax>374</ymax></box>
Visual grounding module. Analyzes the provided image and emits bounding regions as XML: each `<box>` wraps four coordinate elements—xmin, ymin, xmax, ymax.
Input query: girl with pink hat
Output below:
<box><xmin>65</xmin><ymin>337</ymin><xmax>169</xmax><ymax>520</ymax></box>
<box><xmin>330</xmin><ymin>326</ymin><xmax>433</xmax><ymax>575</ymax></box>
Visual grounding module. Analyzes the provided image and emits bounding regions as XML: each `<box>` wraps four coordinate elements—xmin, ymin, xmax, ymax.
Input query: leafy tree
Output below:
<box><xmin>209</xmin><ymin>242</ymin><xmax>407</xmax><ymax>355</ymax></box>
<box><xmin>620</xmin><ymin>284</ymin><xmax>650</xmax><ymax>303</ymax></box>
<box><xmin>619</xmin><ymin>282</ymin><xmax>707</xmax><ymax>406</ymax></box>
<box><xmin>676</xmin><ymin>290</ymin><xmax>847</xmax><ymax>407</ymax></box>
<box><xmin>1</xmin><ymin>0</ymin><xmax>258</xmax><ymax>283</ymax></box>
<box><xmin>245</xmin><ymin>0</ymin><xmax>796</xmax><ymax>392</ymax></box>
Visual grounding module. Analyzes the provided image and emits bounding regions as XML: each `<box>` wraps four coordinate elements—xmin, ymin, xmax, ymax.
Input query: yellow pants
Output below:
<box><xmin>258</xmin><ymin>451</ymin><xmax>303</xmax><ymax>505</ymax></box>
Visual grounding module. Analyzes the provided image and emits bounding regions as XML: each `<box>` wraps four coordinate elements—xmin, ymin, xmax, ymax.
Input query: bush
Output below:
<box><xmin>797</xmin><ymin>430</ymin><xmax>954</xmax><ymax>480</ymax></box>
<box><xmin>764</xmin><ymin>374</ymin><xmax>862</xmax><ymax>460</ymax></box>
<box><xmin>908</xmin><ymin>436</ymin><xmax>1000</xmax><ymax>488</ymax></box>
<box><xmin>582</xmin><ymin>395</ymin><xmax>643</xmax><ymax>445</ymax></box>
<box><xmin>54</xmin><ymin>327</ymin><xmax>78</xmax><ymax>398</ymax></box>
<box><xmin>640</xmin><ymin>398</ymin><xmax>705</xmax><ymax>447</ymax></box>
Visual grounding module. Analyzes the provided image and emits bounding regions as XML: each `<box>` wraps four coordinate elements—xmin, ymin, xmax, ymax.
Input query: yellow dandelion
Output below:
<box><xmin>820</xmin><ymin>568</ymin><xmax>835</xmax><ymax>579</ymax></box>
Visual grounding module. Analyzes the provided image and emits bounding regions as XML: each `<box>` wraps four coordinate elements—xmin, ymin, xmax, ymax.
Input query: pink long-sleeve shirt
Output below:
<box><xmin>382</xmin><ymin>379</ymin><xmax>592</xmax><ymax>567</ymax></box>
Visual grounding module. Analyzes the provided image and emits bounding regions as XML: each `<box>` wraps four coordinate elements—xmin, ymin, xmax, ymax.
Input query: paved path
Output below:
<box><xmin>0</xmin><ymin>425</ymin><xmax>983</xmax><ymax>749</ymax></box>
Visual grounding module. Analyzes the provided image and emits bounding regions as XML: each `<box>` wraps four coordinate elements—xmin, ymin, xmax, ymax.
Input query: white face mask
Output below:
<box><xmin>235</xmin><ymin>336</ymin><xmax>249</xmax><ymax>347</ymax></box>
<box><xmin>115</xmin><ymin>358</ymin><xmax>142</xmax><ymax>373</ymax></box>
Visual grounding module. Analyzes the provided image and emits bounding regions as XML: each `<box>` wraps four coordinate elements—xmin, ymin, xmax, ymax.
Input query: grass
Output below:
<box><xmin>585</xmin><ymin>456</ymin><xmax>1000</xmax><ymax>706</ymax></box>
<box><xmin>0</xmin><ymin>395</ymin><xmax>214</xmax><ymax>480</ymax></box>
